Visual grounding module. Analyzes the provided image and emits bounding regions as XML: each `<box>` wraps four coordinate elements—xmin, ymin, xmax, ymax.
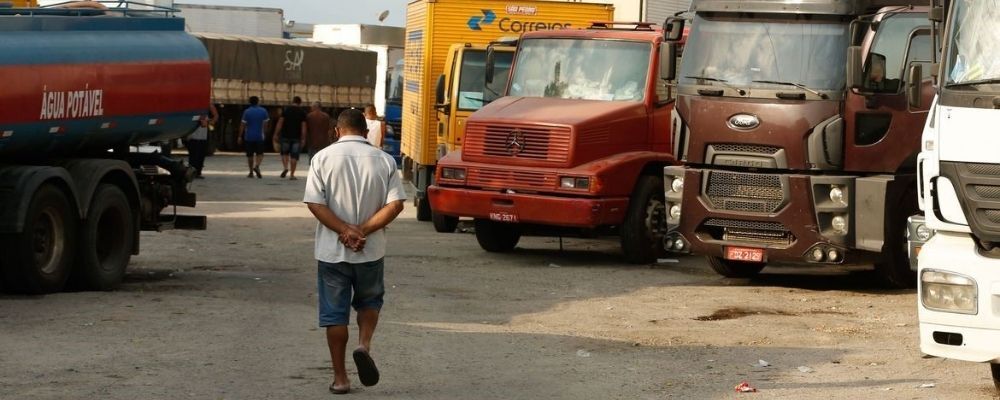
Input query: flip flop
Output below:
<box><xmin>329</xmin><ymin>383</ymin><xmax>350</xmax><ymax>395</ymax></box>
<box><xmin>352</xmin><ymin>348</ymin><xmax>380</xmax><ymax>387</ymax></box>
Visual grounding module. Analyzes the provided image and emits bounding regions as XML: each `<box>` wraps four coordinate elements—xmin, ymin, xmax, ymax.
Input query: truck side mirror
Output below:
<box><xmin>907</xmin><ymin>63</ymin><xmax>923</xmax><ymax>109</ymax></box>
<box><xmin>435</xmin><ymin>74</ymin><xmax>447</xmax><ymax>109</ymax></box>
<box><xmin>660</xmin><ymin>42</ymin><xmax>678</xmax><ymax>82</ymax></box>
<box><xmin>847</xmin><ymin>46</ymin><xmax>864</xmax><ymax>90</ymax></box>
<box><xmin>663</xmin><ymin>17</ymin><xmax>685</xmax><ymax>42</ymax></box>
<box><xmin>485</xmin><ymin>45</ymin><xmax>496</xmax><ymax>85</ymax></box>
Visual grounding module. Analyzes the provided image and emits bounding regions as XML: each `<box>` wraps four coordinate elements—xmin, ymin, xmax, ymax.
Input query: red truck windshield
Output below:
<box><xmin>508</xmin><ymin>38</ymin><xmax>650</xmax><ymax>101</ymax></box>
<box><xmin>679</xmin><ymin>14</ymin><xmax>849</xmax><ymax>94</ymax></box>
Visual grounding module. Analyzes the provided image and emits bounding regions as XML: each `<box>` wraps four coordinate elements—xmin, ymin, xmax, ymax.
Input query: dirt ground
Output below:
<box><xmin>1</xmin><ymin>153</ymin><xmax>998</xmax><ymax>399</ymax></box>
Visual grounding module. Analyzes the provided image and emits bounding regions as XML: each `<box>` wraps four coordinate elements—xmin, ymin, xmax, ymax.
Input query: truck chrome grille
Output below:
<box><xmin>466</xmin><ymin>167</ymin><xmax>556</xmax><ymax>191</ymax></box>
<box><xmin>710</xmin><ymin>144</ymin><xmax>780</xmax><ymax>155</ymax></box>
<box><xmin>704</xmin><ymin>171</ymin><xmax>785</xmax><ymax>213</ymax></box>
<box><xmin>463</xmin><ymin>122</ymin><xmax>571</xmax><ymax>163</ymax></box>
<box><xmin>703</xmin><ymin>218</ymin><xmax>795</xmax><ymax>246</ymax></box>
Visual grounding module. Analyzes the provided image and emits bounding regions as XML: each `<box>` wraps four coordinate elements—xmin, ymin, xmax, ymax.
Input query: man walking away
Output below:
<box><xmin>305</xmin><ymin>101</ymin><xmax>332</xmax><ymax>162</ymax></box>
<box><xmin>304</xmin><ymin>109</ymin><xmax>406</xmax><ymax>395</ymax></box>
<box><xmin>239</xmin><ymin>96</ymin><xmax>269</xmax><ymax>179</ymax></box>
<box><xmin>188</xmin><ymin>103</ymin><xmax>218</xmax><ymax>179</ymax></box>
<box><xmin>363</xmin><ymin>105</ymin><xmax>386</xmax><ymax>150</ymax></box>
<box><xmin>275</xmin><ymin>96</ymin><xmax>308</xmax><ymax>180</ymax></box>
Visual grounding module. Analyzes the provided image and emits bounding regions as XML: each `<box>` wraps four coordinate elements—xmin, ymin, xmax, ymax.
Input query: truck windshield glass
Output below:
<box><xmin>946</xmin><ymin>0</ymin><xmax>1000</xmax><ymax>87</ymax></box>
<box><xmin>388</xmin><ymin>58</ymin><xmax>404</xmax><ymax>104</ymax></box>
<box><xmin>679</xmin><ymin>14</ymin><xmax>849</xmax><ymax>93</ymax></box>
<box><xmin>457</xmin><ymin>50</ymin><xmax>513</xmax><ymax>111</ymax></box>
<box><xmin>508</xmin><ymin>38</ymin><xmax>650</xmax><ymax>101</ymax></box>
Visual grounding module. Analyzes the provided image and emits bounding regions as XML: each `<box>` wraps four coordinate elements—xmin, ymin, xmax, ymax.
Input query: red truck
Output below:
<box><xmin>428</xmin><ymin>22</ymin><xmax>682</xmax><ymax>263</ymax></box>
<box><xmin>661</xmin><ymin>0</ymin><xmax>935</xmax><ymax>287</ymax></box>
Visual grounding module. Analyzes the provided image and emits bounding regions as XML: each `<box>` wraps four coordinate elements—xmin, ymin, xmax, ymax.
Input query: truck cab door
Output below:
<box><xmin>650</xmin><ymin>42</ymin><xmax>678</xmax><ymax>154</ymax></box>
<box><xmin>435</xmin><ymin>47</ymin><xmax>460</xmax><ymax>159</ymax></box>
<box><xmin>843</xmin><ymin>14</ymin><xmax>933</xmax><ymax>173</ymax></box>
<box><xmin>445</xmin><ymin>47</ymin><xmax>514</xmax><ymax>154</ymax></box>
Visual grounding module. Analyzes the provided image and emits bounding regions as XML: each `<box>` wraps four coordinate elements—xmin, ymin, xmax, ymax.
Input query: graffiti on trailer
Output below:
<box><xmin>284</xmin><ymin>49</ymin><xmax>304</xmax><ymax>71</ymax></box>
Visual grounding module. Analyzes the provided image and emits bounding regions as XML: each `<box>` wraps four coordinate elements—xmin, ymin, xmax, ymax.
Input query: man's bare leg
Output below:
<box><xmin>246</xmin><ymin>156</ymin><xmax>254</xmax><ymax>174</ymax></box>
<box><xmin>326</xmin><ymin>325</ymin><xmax>350</xmax><ymax>390</ymax></box>
<box><xmin>254</xmin><ymin>154</ymin><xmax>264</xmax><ymax>169</ymax></box>
<box><xmin>281</xmin><ymin>153</ymin><xmax>289</xmax><ymax>172</ymax></box>
<box><xmin>289</xmin><ymin>158</ymin><xmax>299</xmax><ymax>179</ymax></box>
<box><xmin>356</xmin><ymin>308</ymin><xmax>379</xmax><ymax>351</ymax></box>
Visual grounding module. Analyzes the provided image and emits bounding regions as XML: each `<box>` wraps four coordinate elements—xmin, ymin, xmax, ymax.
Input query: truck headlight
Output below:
<box><xmin>441</xmin><ymin>167</ymin><xmax>466</xmax><ymax>181</ymax></box>
<box><xmin>669</xmin><ymin>204</ymin><xmax>682</xmax><ymax>220</ymax></box>
<box><xmin>830</xmin><ymin>215</ymin><xmax>847</xmax><ymax>234</ymax></box>
<box><xmin>915</xmin><ymin>224</ymin><xmax>933</xmax><ymax>241</ymax></box>
<box><xmin>670</xmin><ymin>177</ymin><xmax>684</xmax><ymax>193</ymax></box>
<box><xmin>560</xmin><ymin>177</ymin><xmax>590</xmax><ymax>190</ymax></box>
<box><xmin>829</xmin><ymin>186</ymin><xmax>845</xmax><ymax>205</ymax></box>
<box><xmin>921</xmin><ymin>269</ymin><xmax>978</xmax><ymax>314</ymax></box>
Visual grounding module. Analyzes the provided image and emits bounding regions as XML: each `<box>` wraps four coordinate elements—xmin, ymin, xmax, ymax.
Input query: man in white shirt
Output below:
<box><xmin>303</xmin><ymin>109</ymin><xmax>406</xmax><ymax>394</ymax></box>
<box><xmin>363</xmin><ymin>104</ymin><xmax>385</xmax><ymax>149</ymax></box>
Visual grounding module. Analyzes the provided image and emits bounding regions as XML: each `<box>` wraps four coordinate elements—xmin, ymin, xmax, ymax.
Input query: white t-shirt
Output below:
<box><xmin>303</xmin><ymin>135</ymin><xmax>406</xmax><ymax>264</ymax></box>
<box><xmin>365</xmin><ymin>119</ymin><xmax>383</xmax><ymax>149</ymax></box>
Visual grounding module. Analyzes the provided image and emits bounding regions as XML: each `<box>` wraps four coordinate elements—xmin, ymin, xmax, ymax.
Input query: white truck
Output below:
<box><xmin>910</xmin><ymin>0</ymin><xmax>1000</xmax><ymax>390</ymax></box>
<box><xmin>311</xmin><ymin>24</ymin><xmax>405</xmax><ymax>117</ymax></box>
<box><xmin>175</xmin><ymin>3</ymin><xmax>284</xmax><ymax>38</ymax></box>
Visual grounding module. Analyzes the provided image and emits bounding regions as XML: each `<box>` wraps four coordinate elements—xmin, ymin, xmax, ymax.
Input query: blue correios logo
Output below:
<box><xmin>467</xmin><ymin>9</ymin><xmax>496</xmax><ymax>30</ymax></box>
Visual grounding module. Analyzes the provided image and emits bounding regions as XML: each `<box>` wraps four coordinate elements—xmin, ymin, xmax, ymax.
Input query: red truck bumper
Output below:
<box><xmin>428</xmin><ymin>185</ymin><xmax>628</xmax><ymax>229</ymax></box>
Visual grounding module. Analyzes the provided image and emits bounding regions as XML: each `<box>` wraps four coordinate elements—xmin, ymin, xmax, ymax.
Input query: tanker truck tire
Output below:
<box><xmin>875</xmin><ymin>189</ymin><xmax>918</xmax><ymax>289</ymax></box>
<box><xmin>432</xmin><ymin>212</ymin><xmax>458</xmax><ymax>233</ymax></box>
<box><xmin>707</xmin><ymin>257</ymin><xmax>765</xmax><ymax>279</ymax></box>
<box><xmin>73</xmin><ymin>184</ymin><xmax>134</xmax><ymax>291</ymax></box>
<box><xmin>1</xmin><ymin>184</ymin><xmax>78</xmax><ymax>294</ymax></box>
<box><xmin>992</xmin><ymin>363</ymin><xmax>1000</xmax><ymax>391</ymax></box>
<box><xmin>621</xmin><ymin>175</ymin><xmax>667</xmax><ymax>264</ymax></box>
<box><xmin>416</xmin><ymin>197</ymin><xmax>432</xmax><ymax>222</ymax></box>
<box><xmin>474</xmin><ymin>219</ymin><xmax>521</xmax><ymax>252</ymax></box>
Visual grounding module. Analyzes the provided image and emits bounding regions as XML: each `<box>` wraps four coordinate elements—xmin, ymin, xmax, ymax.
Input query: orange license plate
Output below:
<box><xmin>725</xmin><ymin>246</ymin><xmax>765</xmax><ymax>262</ymax></box>
<box><xmin>489</xmin><ymin>211</ymin><xmax>519</xmax><ymax>223</ymax></box>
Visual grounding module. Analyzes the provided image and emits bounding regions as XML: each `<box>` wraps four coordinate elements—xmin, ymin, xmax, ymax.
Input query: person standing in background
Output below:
<box><xmin>275</xmin><ymin>96</ymin><xmax>308</xmax><ymax>180</ymax></box>
<box><xmin>363</xmin><ymin>105</ymin><xmax>385</xmax><ymax>150</ymax></box>
<box><xmin>305</xmin><ymin>102</ymin><xmax>333</xmax><ymax>161</ymax></box>
<box><xmin>187</xmin><ymin>103</ymin><xmax>218</xmax><ymax>179</ymax></box>
<box><xmin>239</xmin><ymin>96</ymin><xmax>269</xmax><ymax>179</ymax></box>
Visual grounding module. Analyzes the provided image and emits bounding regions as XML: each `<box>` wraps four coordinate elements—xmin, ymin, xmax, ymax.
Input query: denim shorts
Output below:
<box><xmin>317</xmin><ymin>259</ymin><xmax>385</xmax><ymax>327</ymax></box>
<box><xmin>280</xmin><ymin>138</ymin><xmax>301</xmax><ymax>159</ymax></box>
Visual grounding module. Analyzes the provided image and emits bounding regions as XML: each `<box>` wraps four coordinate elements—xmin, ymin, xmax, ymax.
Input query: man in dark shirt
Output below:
<box><xmin>306</xmin><ymin>101</ymin><xmax>333</xmax><ymax>162</ymax></box>
<box><xmin>275</xmin><ymin>96</ymin><xmax>308</xmax><ymax>180</ymax></box>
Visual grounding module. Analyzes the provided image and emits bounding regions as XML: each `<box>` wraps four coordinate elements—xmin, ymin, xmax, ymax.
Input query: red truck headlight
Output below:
<box><xmin>441</xmin><ymin>167</ymin><xmax>467</xmax><ymax>181</ymax></box>
<box><xmin>559</xmin><ymin>176</ymin><xmax>590</xmax><ymax>190</ymax></box>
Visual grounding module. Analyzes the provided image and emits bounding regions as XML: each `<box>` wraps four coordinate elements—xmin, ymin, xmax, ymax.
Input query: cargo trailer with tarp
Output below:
<box><xmin>192</xmin><ymin>33</ymin><xmax>377</xmax><ymax>151</ymax></box>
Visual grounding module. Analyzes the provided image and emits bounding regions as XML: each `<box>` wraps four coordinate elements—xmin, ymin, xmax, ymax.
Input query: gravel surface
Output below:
<box><xmin>1</xmin><ymin>153</ymin><xmax>997</xmax><ymax>399</ymax></box>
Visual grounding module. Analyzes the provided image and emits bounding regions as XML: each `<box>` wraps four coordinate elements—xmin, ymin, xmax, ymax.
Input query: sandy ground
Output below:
<box><xmin>1</xmin><ymin>153</ymin><xmax>998</xmax><ymax>399</ymax></box>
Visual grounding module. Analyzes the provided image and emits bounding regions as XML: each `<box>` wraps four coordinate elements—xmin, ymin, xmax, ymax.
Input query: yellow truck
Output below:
<box><xmin>403</xmin><ymin>0</ymin><xmax>615</xmax><ymax>221</ymax></box>
<box><xmin>9</xmin><ymin>1</ymin><xmax>37</xmax><ymax>6</ymax></box>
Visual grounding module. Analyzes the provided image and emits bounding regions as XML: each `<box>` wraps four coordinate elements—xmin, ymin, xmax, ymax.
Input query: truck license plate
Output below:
<box><xmin>725</xmin><ymin>246</ymin><xmax>764</xmax><ymax>262</ymax></box>
<box><xmin>489</xmin><ymin>211</ymin><xmax>519</xmax><ymax>223</ymax></box>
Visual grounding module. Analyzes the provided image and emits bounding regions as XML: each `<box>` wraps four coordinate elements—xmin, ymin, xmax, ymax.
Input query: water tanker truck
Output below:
<box><xmin>0</xmin><ymin>2</ymin><xmax>211</xmax><ymax>294</ymax></box>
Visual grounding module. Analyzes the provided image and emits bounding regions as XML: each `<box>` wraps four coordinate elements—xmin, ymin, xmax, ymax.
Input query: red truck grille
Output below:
<box><xmin>466</xmin><ymin>167</ymin><xmax>557</xmax><ymax>191</ymax></box>
<box><xmin>464</xmin><ymin>122</ymin><xmax>571</xmax><ymax>164</ymax></box>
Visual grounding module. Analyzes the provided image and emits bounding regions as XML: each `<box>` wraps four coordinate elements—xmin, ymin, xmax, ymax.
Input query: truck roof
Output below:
<box><xmin>520</xmin><ymin>24</ymin><xmax>663</xmax><ymax>42</ymax></box>
<box><xmin>691</xmin><ymin>0</ymin><xmax>919</xmax><ymax>15</ymax></box>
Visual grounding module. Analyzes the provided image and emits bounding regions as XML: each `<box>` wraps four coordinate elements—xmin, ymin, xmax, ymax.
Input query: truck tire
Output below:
<box><xmin>621</xmin><ymin>175</ymin><xmax>667</xmax><ymax>264</ymax></box>
<box><xmin>875</xmin><ymin>189</ymin><xmax>918</xmax><ymax>288</ymax></box>
<box><xmin>432</xmin><ymin>211</ymin><xmax>458</xmax><ymax>233</ymax></box>
<box><xmin>474</xmin><ymin>219</ymin><xmax>521</xmax><ymax>252</ymax></box>
<box><xmin>991</xmin><ymin>363</ymin><xmax>1000</xmax><ymax>391</ymax></box>
<box><xmin>707</xmin><ymin>256</ymin><xmax>766</xmax><ymax>279</ymax></box>
<box><xmin>73</xmin><ymin>184</ymin><xmax>134</xmax><ymax>291</ymax></box>
<box><xmin>1</xmin><ymin>184</ymin><xmax>78</xmax><ymax>294</ymax></box>
<box><xmin>416</xmin><ymin>196</ymin><xmax>432</xmax><ymax>221</ymax></box>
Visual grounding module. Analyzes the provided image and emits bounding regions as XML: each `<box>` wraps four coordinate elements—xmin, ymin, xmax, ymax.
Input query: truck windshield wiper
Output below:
<box><xmin>752</xmin><ymin>80</ymin><xmax>828</xmax><ymax>99</ymax></box>
<box><xmin>685</xmin><ymin>76</ymin><xmax>746</xmax><ymax>96</ymax></box>
<box><xmin>946</xmin><ymin>78</ymin><xmax>1000</xmax><ymax>88</ymax></box>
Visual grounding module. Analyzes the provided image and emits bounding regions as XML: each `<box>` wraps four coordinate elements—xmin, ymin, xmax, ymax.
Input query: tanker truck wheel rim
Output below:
<box><xmin>32</xmin><ymin>208</ymin><xmax>64</xmax><ymax>276</ymax></box>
